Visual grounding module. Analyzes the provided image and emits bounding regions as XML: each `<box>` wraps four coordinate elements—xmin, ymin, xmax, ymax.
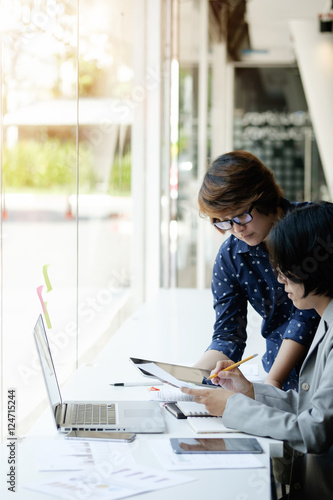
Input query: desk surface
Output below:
<box><xmin>1</xmin><ymin>289</ymin><xmax>279</xmax><ymax>500</ymax></box>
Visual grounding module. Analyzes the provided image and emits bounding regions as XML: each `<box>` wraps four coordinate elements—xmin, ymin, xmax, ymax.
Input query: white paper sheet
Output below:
<box><xmin>148</xmin><ymin>385</ymin><xmax>195</xmax><ymax>402</ymax></box>
<box><xmin>24</xmin><ymin>465</ymin><xmax>196</xmax><ymax>499</ymax></box>
<box><xmin>34</xmin><ymin>438</ymin><xmax>136</xmax><ymax>471</ymax></box>
<box><xmin>186</xmin><ymin>416</ymin><xmax>239</xmax><ymax>434</ymax></box>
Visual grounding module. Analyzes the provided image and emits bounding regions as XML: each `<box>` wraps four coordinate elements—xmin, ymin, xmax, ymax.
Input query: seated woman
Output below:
<box><xmin>181</xmin><ymin>201</ymin><xmax>333</xmax><ymax>498</ymax></box>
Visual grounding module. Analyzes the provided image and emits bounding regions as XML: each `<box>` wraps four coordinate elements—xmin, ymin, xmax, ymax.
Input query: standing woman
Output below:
<box><xmin>194</xmin><ymin>151</ymin><xmax>319</xmax><ymax>390</ymax></box>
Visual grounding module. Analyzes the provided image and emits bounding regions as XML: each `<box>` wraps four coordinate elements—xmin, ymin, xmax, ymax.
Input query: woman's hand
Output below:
<box><xmin>209</xmin><ymin>359</ymin><xmax>232</xmax><ymax>385</ymax></box>
<box><xmin>180</xmin><ymin>386</ymin><xmax>233</xmax><ymax>416</ymax></box>
<box><xmin>181</xmin><ymin>362</ymin><xmax>255</xmax><ymax>416</ymax></box>
<box><xmin>209</xmin><ymin>360</ymin><xmax>255</xmax><ymax>398</ymax></box>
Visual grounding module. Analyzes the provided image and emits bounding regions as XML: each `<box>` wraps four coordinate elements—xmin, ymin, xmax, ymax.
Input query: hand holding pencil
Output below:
<box><xmin>181</xmin><ymin>354</ymin><xmax>256</xmax><ymax>411</ymax></box>
<box><xmin>208</xmin><ymin>354</ymin><xmax>258</xmax><ymax>381</ymax></box>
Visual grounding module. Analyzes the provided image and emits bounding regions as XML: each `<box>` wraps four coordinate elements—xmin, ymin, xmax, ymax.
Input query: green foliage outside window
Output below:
<box><xmin>3</xmin><ymin>139</ymin><xmax>88</xmax><ymax>191</ymax></box>
<box><xmin>109</xmin><ymin>151</ymin><xmax>131</xmax><ymax>195</ymax></box>
<box><xmin>3</xmin><ymin>139</ymin><xmax>131</xmax><ymax>195</ymax></box>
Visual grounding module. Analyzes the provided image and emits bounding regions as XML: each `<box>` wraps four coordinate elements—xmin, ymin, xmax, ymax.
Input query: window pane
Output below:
<box><xmin>76</xmin><ymin>0</ymin><xmax>134</xmax><ymax>361</ymax></box>
<box><xmin>1</xmin><ymin>0</ymin><xmax>78</xmax><ymax>435</ymax></box>
<box><xmin>0</xmin><ymin>0</ymin><xmax>138</xmax><ymax>437</ymax></box>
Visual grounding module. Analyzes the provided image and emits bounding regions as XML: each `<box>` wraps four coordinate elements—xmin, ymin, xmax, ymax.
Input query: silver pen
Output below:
<box><xmin>110</xmin><ymin>381</ymin><xmax>163</xmax><ymax>387</ymax></box>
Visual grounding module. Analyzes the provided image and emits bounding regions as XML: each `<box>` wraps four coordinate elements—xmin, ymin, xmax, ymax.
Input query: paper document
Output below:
<box><xmin>24</xmin><ymin>465</ymin><xmax>195</xmax><ymax>499</ymax></box>
<box><xmin>34</xmin><ymin>438</ymin><xmax>136</xmax><ymax>471</ymax></box>
<box><xmin>187</xmin><ymin>417</ymin><xmax>239</xmax><ymax>434</ymax></box>
<box><xmin>149</xmin><ymin>385</ymin><xmax>195</xmax><ymax>402</ymax></box>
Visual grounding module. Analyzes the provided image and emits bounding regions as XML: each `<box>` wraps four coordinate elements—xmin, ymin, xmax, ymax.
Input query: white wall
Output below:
<box><xmin>132</xmin><ymin>0</ymin><xmax>162</xmax><ymax>304</ymax></box>
<box><xmin>290</xmin><ymin>20</ymin><xmax>333</xmax><ymax>199</ymax></box>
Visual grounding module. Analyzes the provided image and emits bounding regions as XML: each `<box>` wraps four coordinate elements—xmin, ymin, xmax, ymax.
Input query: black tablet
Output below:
<box><xmin>170</xmin><ymin>437</ymin><xmax>263</xmax><ymax>454</ymax></box>
<box><xmin>129</xmin><ymin>357</ymin><xmax>211</xmax><ymax>386</ymax></box>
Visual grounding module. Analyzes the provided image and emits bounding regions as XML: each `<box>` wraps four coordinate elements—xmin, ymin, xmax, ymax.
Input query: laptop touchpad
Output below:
<box><xmin>124</xmin><ymin>409</ymin><xmax>154</xmax><ymax>418</ymax></box>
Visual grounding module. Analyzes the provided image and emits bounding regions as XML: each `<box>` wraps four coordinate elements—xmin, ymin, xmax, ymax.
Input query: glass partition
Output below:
<box><xmin>1</xmin><ymin>0</ymin><xmax>79</xmax><ymax>437</ymax></box>
<box><xmin>175</xmin><ymin>0</ymin><xmax>213</xmax><ymax>288</ymax></box>
<box><xmin>0</xmin><ymin>0</ymin><xmax>149</xmax><ymax>438</ymax></box>
<box><xmin>76</xmin><ymin>0</ymin><xmax>135</xmax><ymax>363</ymax></box>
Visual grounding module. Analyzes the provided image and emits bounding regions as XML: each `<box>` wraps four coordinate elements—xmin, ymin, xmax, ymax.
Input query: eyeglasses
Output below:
<box><xmin>276</xmin><ymin>267</ymin><xmax>302</xmax><ymax>284</ymax></box>
<box><xmin>212</xmin><ymin>204</ymin><xmax>254</xmax><ymax>231</ymax></box>
<box><xmin>276</xmin><ymin>268</ymin><xmax>290</xmax><ymax>284</ymax></box>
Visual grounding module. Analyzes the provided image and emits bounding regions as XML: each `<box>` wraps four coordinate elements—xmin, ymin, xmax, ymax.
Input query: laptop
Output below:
<box><xmin>33</xmin><ymin>315</ymin><xmax>165</xmax><ymax>434</ymax></box>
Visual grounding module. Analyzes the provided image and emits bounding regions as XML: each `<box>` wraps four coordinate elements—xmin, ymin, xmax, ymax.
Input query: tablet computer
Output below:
<box><xmin>170</xmin><ymin>437</ymin><xmax>263</xmax><ymax>454</ymax></box>
<box><xmin>129</xmin><ymin>357</ymin><xmax>211</xmax><ymax>386</ymax></box>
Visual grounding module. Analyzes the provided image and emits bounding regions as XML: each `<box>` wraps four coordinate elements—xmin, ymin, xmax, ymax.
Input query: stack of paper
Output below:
<box><xmin>187</xmin><ymin>417</ymin><xmax>239</xmax><ymax>434</ymax></box>
<box><xmin>149</xmin><ymin>385</ymin><xmax>194</xmax><ymax>402</ymax></box>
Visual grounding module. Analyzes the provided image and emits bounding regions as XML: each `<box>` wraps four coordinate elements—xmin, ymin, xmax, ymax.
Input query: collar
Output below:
<box><xmin>304</xmin><ymin>300</ymin><xmax>333</xmax><ymax>361</ymax></box>
<box><xmin>233</xmin><ymin>238</ymin><xmax>268</xmax><ymax>258</ymax></box>
<box><xmin>322</xmin><ymin>299</ymin><xmax>333</xmax><ymax>325</ymax></box>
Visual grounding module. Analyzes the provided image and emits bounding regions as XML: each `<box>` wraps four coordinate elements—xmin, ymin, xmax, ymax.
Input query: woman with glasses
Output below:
<box><xmin>183</xmin><ymin>202</ymin><xmax>333</xmax><ymax>498</ymax></box>
<box><xmin>194</xmin><ymin>150</ymin><xmax>319</xmax><ymax>391</ymax></box>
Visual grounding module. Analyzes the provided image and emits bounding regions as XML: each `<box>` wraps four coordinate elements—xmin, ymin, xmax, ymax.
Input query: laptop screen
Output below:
<box><xmin>33</xmin><ymin>315</ymin><xmax>62</xmax><ymax>415</ymax></box>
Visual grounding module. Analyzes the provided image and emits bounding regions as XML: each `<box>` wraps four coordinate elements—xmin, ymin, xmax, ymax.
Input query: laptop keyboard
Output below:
<box><xmin>70</xmin><ymin>403</ymin><xmax>116</xmax><ymax>426</ymax></box>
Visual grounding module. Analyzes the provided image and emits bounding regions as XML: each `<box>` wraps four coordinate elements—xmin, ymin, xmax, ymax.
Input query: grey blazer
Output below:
<box><xmin>222</xmin><ymin>299</ymin><xmax>333</xmax><ymax>497</ymax></box>
<box><xmin>223</xmin><ymin>299</ymin><xmax>333</xmax><ymax>453</ymax></box>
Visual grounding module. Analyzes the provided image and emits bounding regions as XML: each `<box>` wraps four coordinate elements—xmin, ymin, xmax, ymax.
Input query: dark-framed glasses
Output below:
<box><xmin>275</xmin><ymin>267</ymin><xmax>302</xmax><ymax>285</ymax></box>
<box><xmin>276</xmin><ymin>267</ymin><xmax>290</xmax><ymax>284</ymax></box>
<box><xmin>212</xmin><ymin>204</ymin><xmax>254</xmax><ymax>231</ymax></box>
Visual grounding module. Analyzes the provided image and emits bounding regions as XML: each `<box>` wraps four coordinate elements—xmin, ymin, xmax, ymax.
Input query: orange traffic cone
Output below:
<box><xmin>65</xmin><ymin>196</ymin><xmax>73</xmax><ymax>219</ymax></box>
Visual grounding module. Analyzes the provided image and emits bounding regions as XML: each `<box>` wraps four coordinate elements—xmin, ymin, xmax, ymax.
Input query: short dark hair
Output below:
<box><xmin>268</xmin><ymin>202</ymin><xmax>333</xmax><ymax>299</ymax></box>
<box><xmin>198</xmin><ymin>150</ymin><xmax>283</xmax><ymax>222</ymax></box>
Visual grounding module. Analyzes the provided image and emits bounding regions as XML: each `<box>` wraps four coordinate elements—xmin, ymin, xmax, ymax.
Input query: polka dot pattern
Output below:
<box><xmin>207</xmin><ymin>200</ymin><xmax>320</xmax><ymax>391</ymax></box>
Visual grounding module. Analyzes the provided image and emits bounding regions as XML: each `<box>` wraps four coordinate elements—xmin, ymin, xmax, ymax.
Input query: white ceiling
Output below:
<box><xmin>244</xmin><ymin>0</ymin><xmax>330</xmax><ymax>62</ymax></box>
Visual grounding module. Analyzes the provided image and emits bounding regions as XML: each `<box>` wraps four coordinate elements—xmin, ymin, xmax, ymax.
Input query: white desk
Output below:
<box><xmin>1</xmin><ymin>289</ymin><xmax>282</xmax><ymax>500</ymax></box>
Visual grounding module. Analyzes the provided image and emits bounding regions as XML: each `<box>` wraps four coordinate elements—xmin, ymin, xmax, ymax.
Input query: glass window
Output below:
<box><xmin>175</xmin><ymin>0</ymin><xmax>213</xmax><ymax>288</ymax></box>
<box><xmin>2</xmin><ymin>0</ymin><xmax>79</xmax><ymax>436</ymax></box>
<box><xmin>0</xmin><ymin>0</ymin><xmax>146</xmax><ymax>437</ymax></box>
<box><xmin>76</xmin><ymin>0</ymin><xmax>134</xmax><ymax>363</ymax></box>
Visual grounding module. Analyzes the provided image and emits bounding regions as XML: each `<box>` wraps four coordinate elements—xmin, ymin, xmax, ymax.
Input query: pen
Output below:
<box><xmin>110</xmin><ymin>382</ymin><xmax>163</xmax><ymax>387</ymax></box>
<box><xmin>208</xmin><ymin>353</ymin><xmax>258</xmax><ymax>380</ymax></box>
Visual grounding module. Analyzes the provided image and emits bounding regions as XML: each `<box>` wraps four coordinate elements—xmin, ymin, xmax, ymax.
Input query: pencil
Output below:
<box><xmin>207</xmin><ymin>353</ymin><xmax>258</xmax><ymax>380</ymax></box>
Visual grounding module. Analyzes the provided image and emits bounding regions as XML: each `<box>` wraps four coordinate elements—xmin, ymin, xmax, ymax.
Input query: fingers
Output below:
<box><xmin>218</xmin><ymin>369</ymin><xmax>237</xmax><ymax>380</ymax></box>
<box><xmin>180</xmin><ymin>387</ymin><xmax>209</xmax><ymax>404</ymax></box>
<box><xmin>180</xmin><ymin>386</ymin><xmax>205</xmax><ymax>396</ymax></box>
<box><xmin>217</xmin><ymin>370</ymin><xmax>237</xmax><ymax>386</ymax></box>
<box><xmin>209</xmin><ymin>360</ymin><xmax>238</xmax><ymax>381</ymax></box>
<box><xmin>214</xmin><ymin>360</ymin><xmax>235</xmax><ymax>372</ymax></box>
<box><xmin>181</xmin><ymin>388</ymin><xmax>205</xmax><ymax>402</ymax></box>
